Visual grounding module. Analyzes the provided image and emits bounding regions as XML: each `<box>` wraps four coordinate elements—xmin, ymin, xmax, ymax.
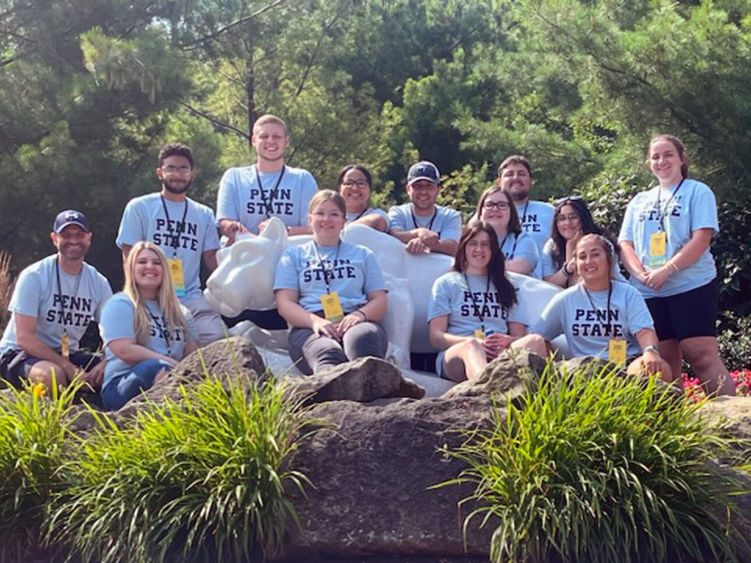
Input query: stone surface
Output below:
<box><xmin>281</xmin><ymin>396</ymin><xmax>496</xmax><ymax>559</ymax></box>
<box><xmin>441</xmin><ymin>348</ymin><xmax>546</xmax><ymax>402</ymax></box>
<box><xmin>288</xmin><ymin>357</ymin><xmax>425</xmax><ymax>405</ymax></box>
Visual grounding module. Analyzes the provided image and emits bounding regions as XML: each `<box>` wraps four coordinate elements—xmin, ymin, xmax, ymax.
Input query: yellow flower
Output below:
<box><xmin>32</xmin><ymin>382</ymin><xmax>47</xmax><ymax>399</ymax></box>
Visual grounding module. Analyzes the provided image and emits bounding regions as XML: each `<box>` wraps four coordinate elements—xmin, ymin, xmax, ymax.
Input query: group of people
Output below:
<box><xmin>0</xmin><ymin>112</ymin><xmax>735</xmax><ymax>410</ymax></box>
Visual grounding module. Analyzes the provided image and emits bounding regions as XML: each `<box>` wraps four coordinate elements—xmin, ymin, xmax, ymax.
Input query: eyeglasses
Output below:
<box><xmin>341</xmin><ymin>180</ymin><xmax>369</xmax><ymax>188</ymax></box>
<box><xmin>162</xmin><ymin>165</ymin><xmax>192</xmax><ymax>175</ymax></box>
<box><xmin>555</xmin><ymin>195</ymin><xmax>583</xmax><ymax>204</ymax></box>
<box><xmin>483</xmin><ymin>201</ymin><xmax>510</xmax><ymax>210</ymax></box>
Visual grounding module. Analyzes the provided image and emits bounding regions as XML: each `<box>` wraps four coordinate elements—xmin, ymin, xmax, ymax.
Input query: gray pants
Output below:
<box><xmin>181</xmin><ymin>293</ymin><xmax>227</xmax><ymax>347</ymax></box>
<box><xmin>288</xmin><ymin>320</ymin><xmax>388</xmax><ymax>375</ymax></box>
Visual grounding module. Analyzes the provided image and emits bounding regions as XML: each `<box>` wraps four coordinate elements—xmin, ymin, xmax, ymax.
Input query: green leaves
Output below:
<box><xmin>441</xmin><ymin>361</ymin><xmax>749</xmax><ymax>562</ymax></box>
<box><xmin>47</xmin><ymin>374</ymin><xmax>314</xmax><ymax>562</ymax></box>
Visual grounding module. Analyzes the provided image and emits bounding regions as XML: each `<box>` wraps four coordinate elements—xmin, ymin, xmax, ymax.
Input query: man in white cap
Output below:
<box><xmin>388</xmin><ymin>160</ymin><xmax>461</xmax><ymax>256</ymax></box>
<box><xmin>1</xmin><ymin>210</ymin><xmax>112</xmax><ymax>390</ymax></box>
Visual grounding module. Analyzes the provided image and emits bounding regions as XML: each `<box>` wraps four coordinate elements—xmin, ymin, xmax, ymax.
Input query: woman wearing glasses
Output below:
<box><xmin>533</xmin><ymin>234</ymin><xmax>671</xmax><ymax>380</ymax></box>
<box><xmin>474</xmin><ymin>186</ymin><xmax>539</xmax><ymax>275</ymax></box>
<box><xmin>274</xmin><ymin>190</ymin><xmax>388</xmax><ymax>375</ymax></box>
<box><xmin>337</xmin><ymin>164</ymin><xmax>389</xmax><ymax>232</ymax></box>
<box><xmin>99</xmin><ymin>242</ymin><xmax>198</xmax><ymax>410</ymax></box>
<box><xmin>428</xmin><ymin>222</ymin><xmax>546</xmax><ymax>381</ymax></box>
<box><xmin>618</xmin><ymin>134</ymin><xmax>733</xmax><ymax>395</ymax></box>
<box><xmin>542</xmin><ymin>196</ymin><xmax>618</xmax><ymax>288</ymax></box>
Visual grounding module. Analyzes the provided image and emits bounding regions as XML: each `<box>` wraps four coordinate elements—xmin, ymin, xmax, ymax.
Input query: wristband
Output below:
<box><xmin>355</xmin><ymin>309</ymin><xmax>367</xmax><ymax>321</ymax></box>
<box><xmin>667</xmin><ymin>262</ymin><xmax>680</xmax><ymax>274</ymax></box>
<box><xmin>644</xmin><ymin>345</ymin><xmax>660</xmax><ymax>356</ymax></box>
<box><xmin>562</xmin><ymin>262</ymin><xmax>573</xmax><ymax>277</ymax></box>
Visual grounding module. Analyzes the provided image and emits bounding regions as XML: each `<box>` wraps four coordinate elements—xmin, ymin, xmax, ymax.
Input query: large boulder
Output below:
<box><xmin>442</xmin><ymin>348</ymin><xmax>546</xmax><ymax>401</ymax></box>
<box><xmin>281</xmin><ymin>396</ymin><xmax>496</xmax><ymax>559</ymax></box>
<box><xmin>287</xmin><ymin>356</ymin><xmax>425</xmax><ymax>405</ymax></box>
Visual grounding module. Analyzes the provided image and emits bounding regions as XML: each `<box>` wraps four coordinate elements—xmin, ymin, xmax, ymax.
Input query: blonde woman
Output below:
<box><xmin>99</xmin><ymin>241</ymin><xmax>197</xmax><ymax>409</ymax></box>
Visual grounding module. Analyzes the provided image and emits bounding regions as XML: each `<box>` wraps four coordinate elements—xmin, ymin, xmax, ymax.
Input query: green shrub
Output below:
<box><xmin>0</xmin><ymin>381</ymin><xmax>80</xmax><ymax>559</ymax></box>
<box><xmin>718</xmin><ymin>313</ymin><xmax>751</xmax><ymax>372</ymax></box>
<box><xmin>48</xmin><ymin>375</ymin><xmax>313</xmax><ymax>563</ymax></box>
<box><xmin>442</xmin><ymin>361</ymin><xmax>748</xmax><ymax>563</ymax></box>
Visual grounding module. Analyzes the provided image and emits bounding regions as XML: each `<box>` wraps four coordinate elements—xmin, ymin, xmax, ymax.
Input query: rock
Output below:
<box><xmin>175</xmin><ymin>336</ymin><xmax>266</xmax><ymax>382</ymax></box>
<box><xmin>287</xmin><ymin>356</ymin><xmax>425</xmax><ymax>405</ymax></box>
<box><xmin>441</xmin><ymin>348</ymin><xmax>546</xmax><ymax>402</ymax></box>
<box><xmin>281</xmin><ymin>396</ymin><xmax>496</xmax><ymax>559</ymax></box>
<box><xmin>556</xmin><ymin>355</ymin><xmax>612</xmax><ymax>375</ymax></box>
<box><xmin>110</xmin><ymin>337</ymin><xmax>266</xmax><ymax>425</ymax></box>
<box><xmin>700</xmin><ymin>396</ymin><xmax>751</xmax><ymax>441</ymax></box>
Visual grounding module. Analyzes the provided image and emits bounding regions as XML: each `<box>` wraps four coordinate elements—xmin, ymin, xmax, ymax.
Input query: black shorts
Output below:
<box><xmin>645</xmin><ymin>279</ymin><xmax>718</xmax><ymax>342</ymax></box>
<box><xmin>0</xmin><ymin>349</ymin><xmax>101</xmax><ymax>389</ymax></box>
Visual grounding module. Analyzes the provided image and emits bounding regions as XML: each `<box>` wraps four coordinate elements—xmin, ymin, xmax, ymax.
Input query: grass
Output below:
<box><xmin>441</xmin><ymin>361</ymin><xmax>750</xmax><ymax>563</ymax></box>
<box><xmin>0</xmin><ymin>251</ymin><xmax>13</xmax><ymax>332</ymax></box>
<box><xmin>0</xmin><ymin>380</ymin><xmax>81</xmax><ymax>560</ymax></box>
<box><xmin>47</xmin><ymin>373</ymin><xmax>314</xmax><ymax>562</ymax></box>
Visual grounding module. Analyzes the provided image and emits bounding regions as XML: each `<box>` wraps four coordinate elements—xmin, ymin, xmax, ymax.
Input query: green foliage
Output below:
<box><xmin>0</xmin><ymin>381</ymin><xmax>81</xmax><ymax>559</ymax></box>
<box><xmin>714</xmin><ymin>200</ymin><xmax>751</xmax><ymax>315</ymax></box>
<box><xmin>48</xmin><ymin>375</ymin><xmax>313</xmax><ymax>562</ymax></box>
<box><xmin>718</xmin><ymin>313</ymin><xmax>751</xmax><ymax>372</ymax></box>
<box><xmin>442</xmin><ymin>361</ymin><xmax>748</xmax><ymax>563</ymax></box>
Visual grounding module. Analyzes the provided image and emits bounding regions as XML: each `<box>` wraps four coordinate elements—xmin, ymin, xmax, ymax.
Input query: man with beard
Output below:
<box><xmin>497</xmin><ymin>155</ymin><xmax>554</xmax><ymax>276</ymax></box>
<box><xmin>216</xmin><ymin>114</ymin><xmax>318</xmax><ymax>243</ymax></box>
<box><xmin>388</xmin><ymin>161</ymin><xmax>461</xmax><ymax>256</ymax></box>
<box><xmin>1</xmin><ymin>210</ymin><xmax>112</xmax><ymax>390</ymax></box>
<box><xmin>116</xmin><ymin>142</ymin><xmax>225</xmax><ymax>345</ymax></box>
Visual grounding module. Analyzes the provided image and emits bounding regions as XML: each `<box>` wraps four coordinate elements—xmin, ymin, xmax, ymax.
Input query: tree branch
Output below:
<box><xmin>179</xmin><ymin>0</ymin><xmax>287</xmax><ymax>48</ymax></box>
<box><xmin>180</xmin><ymin>102</ymin><xmax>250</xmax><ymax>140</ymax></box>
<box><xmin>294</xmin><ymin>7</ymin><xmax>348</xmax><ymax>98</ymax></box>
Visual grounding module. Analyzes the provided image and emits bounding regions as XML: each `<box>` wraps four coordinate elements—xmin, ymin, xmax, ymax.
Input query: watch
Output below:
<box><xmin>644</xmin><ymin>345</ymin><xmax>660</xmax><ymax>356</ymax></box>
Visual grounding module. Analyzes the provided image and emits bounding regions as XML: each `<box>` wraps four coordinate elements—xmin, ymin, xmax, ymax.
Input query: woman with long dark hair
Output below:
<box><xmin>428</xmin><ymin>222</ymin><xmax>545</xmax><ymax>381</ymax></box>
<box><xmin>542</xmin><ymin>196</ymin><xmax>618</xmax><ymax>288</ymax></box>
<box><xmin>534</xmin><ymin>234</ymin><xmax>671</xmax><ymax>380</ymax></box>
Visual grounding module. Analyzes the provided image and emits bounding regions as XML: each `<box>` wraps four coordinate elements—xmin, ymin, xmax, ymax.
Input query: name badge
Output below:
<box><xmin>648</xmin><ymin>231</ymin><xmax>667</xmax><ymax>267</ymax></box>
<box><xmin>474</xmin><ymin>329</ymin><xmax>485</xmax><ymax>340</ymax></box>
<box><xmin>168</xmin><ymin>258</ymin><xmax>186</xmax><ymax>297</ymax></box>
<box><xmin>608</xmin><ymin>339</ymin><xmax>627</xmax><ymax>365</ymax></box>
<box><xmin>61</xmin><ymin>332</ymin><xmax>70</xmax><ymax>360</ymax></box>
<box><xmin>321</xmin><ymin>292</ymin><xmax>344</xmax><ymax>322</ymax></box>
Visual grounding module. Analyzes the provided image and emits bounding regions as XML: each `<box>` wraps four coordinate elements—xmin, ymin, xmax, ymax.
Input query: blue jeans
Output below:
<box><xmin>101</xmin><ymin>359</ymin><xmax>173</xmax><ymax>410</ymax></box>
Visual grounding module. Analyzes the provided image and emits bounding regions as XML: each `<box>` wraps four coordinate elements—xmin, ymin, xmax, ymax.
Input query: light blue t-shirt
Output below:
<box><xmin>618</xmin><ymin>179</ymin><xmax>718</xmax><ymax>298</ymax></box>
<box><xmin>0</xmin><ymin>255</ymin><xmax>112</xmax><ymax>355</ymax></box>
<box><xmin>99</xmin><ymin>292</ymin><xmax>197</xmax><ymax>387</ymax></box>
<box><xmin>346</xmin><ymin>208</ymin><xmax>390</xmax><ymax>230</ymax></box>
<box><xmin>273</xmin><ymin>240</ymin><xmax>387</xmax><ymax>313</ymax></box>
<box><xmin>516</xmin><ymin>200</ymin><xmax>554</xmax><ymax>278</ymax></box>
<box><xmin>517</xmin><ymin>200</ymin><xmax>554</xmax><ymax>252</ymax></box>
<box><xmin>216</xmin><ymin>165</ymin><xmax>318</xmax><ymax>234</ymax></box>
<box><xmin>116</xmin><ymin>193</ymin><xmax>220</xmax><ymax>299</ymax></box>
<box><xmin>387</xmin><ymin>203</ymin><xmax>462</xmax><ymax>242</ymax></box>
<box><xmin>499</xmin><ymin>231</ymin><xmax>539</xmax><ymax>273</ymax></box>
<box><xmin>531</xmin><ymin>281</ymin><xmax>654</xmax><ymax>359</ymax></box>
<box><xmin>428</xmin><ymin>271</ymin><xmax>527</xmax><ymax>337</ymax></box>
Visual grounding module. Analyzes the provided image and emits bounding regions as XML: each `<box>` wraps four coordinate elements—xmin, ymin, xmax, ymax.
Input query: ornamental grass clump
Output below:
<box><xmin>444</xmin><ymin>361</ymin><xmax>749</xmax><ymax>563</ymax></box>
<box><xmin>48</xmin><ymin>374</ymin><xmax>313</xmax><ymax>563</ymax></box>
<box><xmin>0</xmin><ymin>380</ymin><xmax>80</xmax><ymax>559</ymax></box>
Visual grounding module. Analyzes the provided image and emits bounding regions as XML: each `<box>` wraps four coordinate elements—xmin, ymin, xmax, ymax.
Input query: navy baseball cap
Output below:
<box><xmin>407</xmin><ymin>161</ymin><xmax>440</xmax><ymax>185</ymax></box>
<box><xmin>53</xmin><ymin>210</ymin><xmax>90</xmax><ymax>233</ymax></box>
